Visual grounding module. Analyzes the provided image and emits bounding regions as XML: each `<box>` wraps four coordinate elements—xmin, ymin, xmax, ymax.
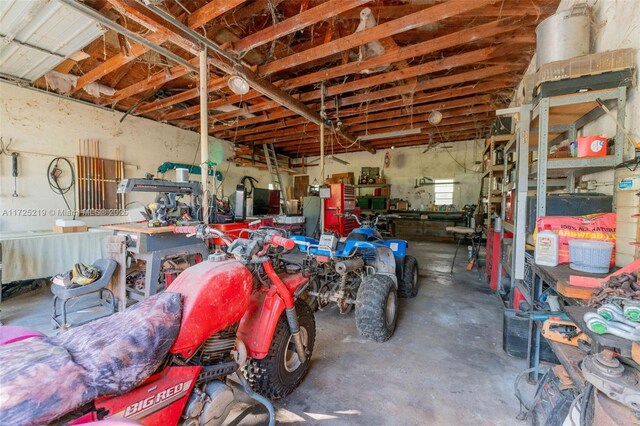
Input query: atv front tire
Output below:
<box><xmin>398</xmin><ymin>255</ymin><xmax>419</xmax><ymax>298</ymax></box>
<box><xmin>355</xmin><ymin>275</ymin><xmax>398</xmax><ymax>342</ymax></box>
<box><xmin>243</xmin><ymin>299</ymin><xmax>316</xmax><ymax>399</ymax></box>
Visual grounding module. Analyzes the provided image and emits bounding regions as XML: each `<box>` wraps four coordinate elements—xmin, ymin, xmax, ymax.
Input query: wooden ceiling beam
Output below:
<box><xmin>161</xmin><ymin>89</ymin><xmax>263</xmax><ymax>121</ymax></box>
<box><xmin>187</xmin><ymin>0</ymin><xmax>247</xmax><ymax>29</ymax></box>
<box><xmin>107</xmin><ymin>59</ymin><xmax>196</xmax><ymax>105</ymax></box>
<box><xmin>175</xmin><ymin>45</ymin><xmax>501</xmax><ymax>128</ymax></box>
<box><xmin>231</xmin><ymin>95</ymin><xmax>492</xmax><ymax>143</ymax></box>
<box><xmin>285</xmin><ymin>129</ymin><xmax>484</xmax><ymax>156</ymax></box>
<box><xmin>134</xmin><ymin>76</ymin><xmax>227</xmax><ymax>114</ymax></box>
<box><xmin>272</xmin><ymin>114</ymin><xmax>493</xmax><ymax>149</ymax></box>
<box><xmin>167</xmin><ymin>21</ymin><xmax>517</xmax><ymax>125</ymax></box>
<box><xmin>208</xmin><ymin>64</ymin><xmax>513</xmax><ymax>134</ymax></box>
<box><xmin>213</xmin><ymin>80</ymin><xmax>510</xmax><ymax>139</ymax></box>
<box><xmin>71</xmin><ymin>30</ymin><xmax>170</xmax><ymax>94</ymax></box>
<box><xmin>330</xmin><ymin>64</ymin><xmax>515</xmax><ymax>108</ymax></box>
<box><xmin>74</xmin><ymin>0</ymin><xmax>243</xmax><ymax>96</ymax></box>
<box><xmin>280</xmin><ymin>18</ymin><xmax>519</xmax><ymax>90</ymax></box>
<box><xmin>339</xmin><ymin>3</ymin><xmax>557</xmax><ymax>20</ymax></box>
<box><xmin>259</xmin><ymin>0</ymin><xmax>497</xmax><ymax>76</ymax></box>
<box><xmin>232</xmin><ymin>0</ymin><xmax>371</xmax><ymax>54</ymax></box>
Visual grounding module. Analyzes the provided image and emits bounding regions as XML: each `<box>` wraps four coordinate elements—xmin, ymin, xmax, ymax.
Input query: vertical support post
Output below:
<box><xmin>567</xmin><ymin>123</ymin><xmax>577</xmax><ymax>192</ymax></box>
<box><xmin>614</xmin><ymin>86</ymin><xmax>626</xmax><ymax>166</ymax></box>
<box><xmin>319</xmin><ymin>82</ymin><xmax>326</xmax><ymax>232</ymax></box>
<box><xmin>199</xmin><ymin>48</ymin><xmax>209</xmax><ymax>224</ymax></box>
<box><xmin>513</xmin><ymin>105</ymin><xmax>531</xmax><ymax>280</ymax></box>
<box><xmin>106</xmin><ymin>234</ymin><xmax>127</xmax><ymax>311</ymax></box>
<box><xmin>536</xmin><ymin>98</ymin><xmax>550</xmax><ymax>218</ymax></box>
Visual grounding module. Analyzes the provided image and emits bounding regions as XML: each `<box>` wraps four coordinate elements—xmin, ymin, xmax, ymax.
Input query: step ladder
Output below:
<box><xmin>262</xmin><ymin>143</ymin><xmax>288</xmax><ymax>214</ymax></box>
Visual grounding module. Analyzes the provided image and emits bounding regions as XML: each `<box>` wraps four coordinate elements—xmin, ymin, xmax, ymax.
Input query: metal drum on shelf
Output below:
<box><xmin>535</xmin><ymin>4</ymin><xmax>590</xmax><ymax>69</ymax></box>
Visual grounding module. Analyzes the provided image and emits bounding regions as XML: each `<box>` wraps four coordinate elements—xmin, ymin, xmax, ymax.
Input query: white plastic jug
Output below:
<box><xmin>535</xmin><ymin>225</ymin><xmax>559</xmax><ymax>267</ymax></box>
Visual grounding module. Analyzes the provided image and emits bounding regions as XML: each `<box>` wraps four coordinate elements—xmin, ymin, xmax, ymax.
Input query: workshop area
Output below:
<box><xmin>0</xmin><ymin>1</ymin><xmax>638</xmax><ymax>425</ymax></box>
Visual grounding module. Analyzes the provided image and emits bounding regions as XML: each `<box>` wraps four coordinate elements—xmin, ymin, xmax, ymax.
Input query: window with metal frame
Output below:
<box><xmin>434</xmin><ymin>179</ymin><xmax>455</xmax><ymax>205</ymax></box>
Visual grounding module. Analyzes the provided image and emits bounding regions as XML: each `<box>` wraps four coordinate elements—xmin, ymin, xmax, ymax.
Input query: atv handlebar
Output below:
<box><xmin>268</xmin><ymin>234</ymin><xmax>296</xmax><ymax>250</ymax></box>
<box><xmin>173</xmin><ymin>225</ymin><xmax>198</xmax><ymax>234</ymax></box>
<box><xmin>174</xmin><ymin>225</ymin><xmax>294</xmax><ymax>250</ymax></box>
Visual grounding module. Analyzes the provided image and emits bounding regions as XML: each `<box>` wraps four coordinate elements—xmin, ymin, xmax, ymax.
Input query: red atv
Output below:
<box><xmin>0</xmin><ymin>226</ymin><xmax>315</xmax><ymax>426</ymax></box>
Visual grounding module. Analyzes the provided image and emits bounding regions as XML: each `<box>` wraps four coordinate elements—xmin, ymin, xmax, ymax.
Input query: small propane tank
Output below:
<box><xmin>535</xmin><ymin>225</ymin><xmax>559</xmax><ymax>267</ymax></box>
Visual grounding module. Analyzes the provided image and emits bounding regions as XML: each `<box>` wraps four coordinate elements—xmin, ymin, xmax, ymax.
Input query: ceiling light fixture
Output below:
<box><xmin>357</xmin><ymin>128</ymin><xmax>422</xmax><ymax>142</ymax></box>
<box><xmin>428</xmin><ymin>110</ymin><xmax>442</xmax><ymax>125</ymax></box>
<box><xmin>227</xmin><ymin>75</ymin><xmax>250</xmax><ymax>95</ymax></box>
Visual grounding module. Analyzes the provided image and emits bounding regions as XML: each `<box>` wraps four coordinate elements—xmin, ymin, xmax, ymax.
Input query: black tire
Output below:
<box><xmin>398</xmin><ymin>255</ymin><xmax>419</xmax><ymax>298</ymax></box>
<box><xmin>243</xmin><ymin>299</ymin><xmax>316</xmax><ymax>399</ymax></box>
<box><xmin>355</xmin><ymin>275</ymin><xmax>398</xmax><ymax>342</ymax></box>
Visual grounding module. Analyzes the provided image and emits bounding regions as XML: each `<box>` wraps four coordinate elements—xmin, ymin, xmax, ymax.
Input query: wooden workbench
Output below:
<box><xmin>101</xmin><ymin>223</ymin><xmax>176</xmax><ymax>234</ymax></box>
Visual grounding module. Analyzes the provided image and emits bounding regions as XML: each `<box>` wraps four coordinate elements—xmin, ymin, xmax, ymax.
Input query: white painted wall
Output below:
<box><xmin>0</xmin><ymin>82</ymin><xmax>275</xmax><ymax>232</ymax></box>
<box><xmin>300</xmin><ymin>139</ymin><xmax>484</xmax><ymax>210</ymax></box>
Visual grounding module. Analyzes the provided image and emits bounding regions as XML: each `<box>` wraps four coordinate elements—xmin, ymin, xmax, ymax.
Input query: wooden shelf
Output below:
<box><xmin>547</xmin><ymin>339</ymin><xmax>587</xmax><ymax>392</ymax></box>
<box><xmin>355</xmin><ymin>184</ymin><xmax>390</xmax><ymax>188</ymax></box>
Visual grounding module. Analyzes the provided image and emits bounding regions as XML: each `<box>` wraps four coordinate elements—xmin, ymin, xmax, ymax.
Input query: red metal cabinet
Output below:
<box><xmin>324</xmin><ymin>183</ymin><xmax>358</xmax><ymax>237</ymax></box>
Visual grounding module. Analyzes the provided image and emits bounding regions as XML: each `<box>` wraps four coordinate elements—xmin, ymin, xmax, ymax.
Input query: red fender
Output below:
<box><xmin>238</xmin><ymin>272</ymin><xmax>308</xmax><ymax>359</ymax></box>
<box><xmin>169</xmin><ymin>259</ymin><xmax>253</xmax><ymax>358</ymax></box>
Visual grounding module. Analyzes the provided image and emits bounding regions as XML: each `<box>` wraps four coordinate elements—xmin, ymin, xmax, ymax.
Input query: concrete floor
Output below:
<box><xmin>1</xmin><ymin>241</ymin><xmax>526</xmax><ymax>425</ymax></box>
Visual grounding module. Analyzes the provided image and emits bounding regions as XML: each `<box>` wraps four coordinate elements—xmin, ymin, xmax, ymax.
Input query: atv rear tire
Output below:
<box><xmin>398</xmin><ymin>255</ymin><xmax>419</xmax><ymax>298</ymax></box>
<box><xmin>355</xmin><ymin>275</ymin><xmax>398</xmax><ymax>342</ymax></box>
<box><xmin>242</xmin><ymin>299</ymin><xmax>315</xmax><ymax>399</ymax></box>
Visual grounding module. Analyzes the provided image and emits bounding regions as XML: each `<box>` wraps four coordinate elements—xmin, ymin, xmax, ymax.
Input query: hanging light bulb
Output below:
<box><xmin>428</xmin><ymin>110</ymin><xmax>442</xmax><ymax>125</ymax></box>
<box><xmin>228</xmin><ymin>75</ymin><xmax>250</xmax><ymax>95</ymax></box>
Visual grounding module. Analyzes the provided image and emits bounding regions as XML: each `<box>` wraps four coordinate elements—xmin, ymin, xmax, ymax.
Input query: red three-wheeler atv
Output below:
<box><xmin>0</xmin><ymin>226</ymin><xmax>315</xmax><ymax>426</ymax></box>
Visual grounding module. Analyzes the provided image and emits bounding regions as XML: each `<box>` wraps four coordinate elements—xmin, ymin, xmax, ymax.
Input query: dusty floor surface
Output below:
<box><xmin>1</xmin><ymin>241</ymin><xmax>526</xmax><ymax>425</ymax></box>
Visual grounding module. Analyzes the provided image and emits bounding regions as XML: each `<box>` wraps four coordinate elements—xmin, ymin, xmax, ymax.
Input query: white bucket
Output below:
<box><xmin>568</xmin><ymin>239</ymin><xmax>613</xmax><ymax>274</ymax></box>
<box><xmin>175</xmin><ymin>168</ymin><xmax>189</xmax><ymax>182</ymax></box>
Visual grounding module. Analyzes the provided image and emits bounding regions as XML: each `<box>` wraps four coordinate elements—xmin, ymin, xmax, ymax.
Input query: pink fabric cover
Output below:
<box><xmin>0</xmin><ymin>292</ymin><xmax>182</xmax><ymax>425</ymax></box>
<box><xmin>0</xmin><ymin>325</ymin><xmax>45</xmax><ymax>345</ymax></box>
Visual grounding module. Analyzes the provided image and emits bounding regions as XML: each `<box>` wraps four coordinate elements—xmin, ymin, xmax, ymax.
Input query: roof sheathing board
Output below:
<box><xmin>0</xmin><ymin>0</ymin><xmax>104</xmax><ymax>81</ymax></box>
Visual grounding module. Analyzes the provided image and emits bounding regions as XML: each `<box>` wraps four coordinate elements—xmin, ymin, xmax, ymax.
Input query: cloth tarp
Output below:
<box><xmin>0</xmin><ymin>229</ymin><xmax>110</xmax><ymax>282</ymax></box>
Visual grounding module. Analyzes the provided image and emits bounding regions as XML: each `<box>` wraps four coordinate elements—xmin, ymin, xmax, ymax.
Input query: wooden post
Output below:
<box><xmin>319</xmin><ymin>82</ymin><xmax>325</xmax><ymax>231</ymax></box>
<box><xmin>106</xmin><ymin>235</ymin><xmax>127</xmax><ymax>311</ymax></box>
<box><xmin>200</xmin><ymin>48</ymin><xmax>209</xmax><ymax>224</ymax></box>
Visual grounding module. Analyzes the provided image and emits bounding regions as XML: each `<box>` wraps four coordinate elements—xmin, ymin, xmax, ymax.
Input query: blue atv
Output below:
<box><xmin>290</xmin><ymin>213</ymin><xmax>418</xmax><ymax>342</ymax></box>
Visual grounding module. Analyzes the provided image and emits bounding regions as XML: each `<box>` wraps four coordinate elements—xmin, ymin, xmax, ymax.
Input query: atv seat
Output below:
<box><xmin>0</xmin><ymin>292</ymin><xmax>182</xmax><ymax>426</ymax></box>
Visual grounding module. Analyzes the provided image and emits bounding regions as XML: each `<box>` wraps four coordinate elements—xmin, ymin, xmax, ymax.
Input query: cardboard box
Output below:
<box><xmin>53</xmin><ymin>225</ymin><xmax>88</xmax><ymax>233</ymax></box>
<box><xmin>330</xmin><ymin>172</ymin><xmax>354</xmax><ymax>184</ymax></box>
<box><xmin>396</xmin><ymin>200</ymin><xmax>408</xmax><ymax>211</ymax></box>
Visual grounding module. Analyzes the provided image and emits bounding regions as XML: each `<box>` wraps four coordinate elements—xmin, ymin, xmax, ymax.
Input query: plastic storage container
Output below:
<box><xmin>576</xmin><ymin>135</ymin><xmax>607</xmax><ymax>157</ymax></box>
<box><xmin>371</xmin><ymin>197</ymin><xmax>386</xmax><ymax>210</ymax></box>
<box><xmin>356</xmin><ymin>197</ymin><xmax>371</xmax><ymax>210</ymax></box>
<box><xmin>535</xmin><ymin>225</ymin><xmax>559</xmax><ymax>266</ymax></box>
<box><xmin>568</xmin><ymin>239</ymin><xmax>614</xmax><ymax>273</ymax></box>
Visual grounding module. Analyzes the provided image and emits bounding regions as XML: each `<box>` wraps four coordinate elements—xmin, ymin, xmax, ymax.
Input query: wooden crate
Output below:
<box><xmin>53</xmin><ymin>225</ymin><xmax>88</xmax><ymax>233</ymax></box>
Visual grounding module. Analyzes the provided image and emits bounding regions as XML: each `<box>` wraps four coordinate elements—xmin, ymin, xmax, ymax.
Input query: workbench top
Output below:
<box><xmin>535</xmin><ymin>264</ymin><xmax>610</xmax><ymax>300</ymax></box>
<box><xmin>101</xmin><ymin>223</ymin><xmax>176</xmax><ymax>234</ymax></box>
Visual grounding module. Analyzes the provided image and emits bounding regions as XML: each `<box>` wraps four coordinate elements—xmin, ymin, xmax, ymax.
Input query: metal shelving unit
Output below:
<box><xmin>497</xmin><ymin>85</ymin><xmax>628</xmax><ymax>292</ymax></box>
<box><xmin>480</xmin><ymin>134</ymin><xmax>513</xmax><ymax>228</ymax></box>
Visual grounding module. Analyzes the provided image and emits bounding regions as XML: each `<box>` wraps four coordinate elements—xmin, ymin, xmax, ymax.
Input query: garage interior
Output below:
<box><xmin>0</xmin><ymin>0</ymin><xmax>638</xmax><ymax>425</ymax></box>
